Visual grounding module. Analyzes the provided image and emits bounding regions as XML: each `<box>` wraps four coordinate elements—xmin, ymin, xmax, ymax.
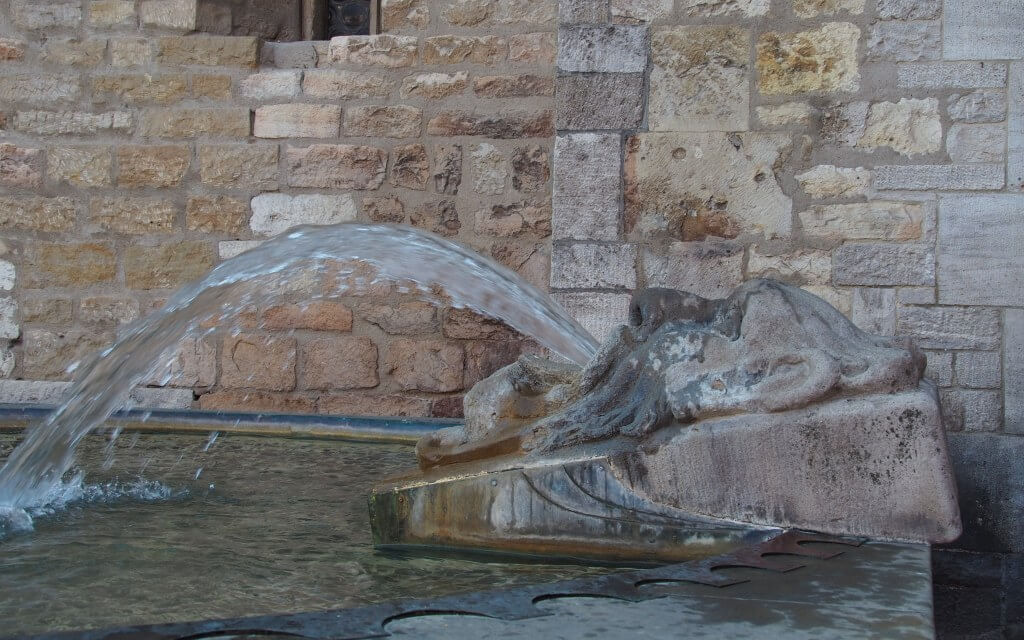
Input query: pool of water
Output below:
<box><xmin>0</xmin><ymin>429</ymin><xmax>612</xmax><ymax>636</ymax></box>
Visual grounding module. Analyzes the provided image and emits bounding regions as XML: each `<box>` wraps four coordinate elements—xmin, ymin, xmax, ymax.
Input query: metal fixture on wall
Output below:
<box><xmin>326</xmin><ymin>0</ymin><xmax>377</xmax><ymax>37</ymax></box>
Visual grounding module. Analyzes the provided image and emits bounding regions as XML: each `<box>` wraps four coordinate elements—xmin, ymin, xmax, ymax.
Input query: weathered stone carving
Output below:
<box><xmin>371</xmin><ymin>280</ymin><xmax>962</xmax><ymax>561</ymax></box>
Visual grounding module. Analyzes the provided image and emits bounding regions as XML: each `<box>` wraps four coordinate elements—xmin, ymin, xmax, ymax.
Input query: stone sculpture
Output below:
<box><xmin>370</xmin><ymin>280</ymin><xmax>962</xmax><ymax>562</ymax></box>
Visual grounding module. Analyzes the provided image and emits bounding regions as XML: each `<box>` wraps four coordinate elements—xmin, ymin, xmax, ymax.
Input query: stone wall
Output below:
<box><xmin>0</xmin><ymin>0</ymin><xmax>556</xmax><ymax>417</ymax></box>
<box><xmin>552</xmin><ymin>0</ymin><xmax>1024</xmax><ymax>560</ymax></box>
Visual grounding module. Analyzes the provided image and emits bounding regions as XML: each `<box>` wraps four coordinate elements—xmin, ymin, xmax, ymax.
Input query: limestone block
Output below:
<box><xmin>93</xmin><ymin>73</ymin><xmax>188</xmax><ymax>104</ymax></box>
<box><xmin>359</xmin><ymin>301</ymin><xmax>437</xmax><ymax>335</ymax></box>
<box><xmin>1006</xmin><ymin>310</ymin><xmax>1024</xmax><ymax>434</ymax></box>
<box><xmin>426</xmin><ymin>111</ymin><xmax>553</xmax><ymax>138</ymax></box>
<box><xmin>473</xmin><ymin>74</ymin><xmax>553</xmax><ymax>98</ymax></box>
<box><xmin>560</xmin><ymin>0</ymin><xmax>608</xmax><ymax>23</ymax></box>
<box><xmin>432</xmin><ymin>145</ymin><xmax>462</xmax><ymax>194</ymax></box>
<box><xmin>470</xmin><ymin>144</ymin><xmax>507</xmax><ymax>195</ymax></box>
<box><xmin>610</xmin><ymin>0</ymin><xmax>672</xmax><ymax>23</ymax></box>
<box><xmin>552</xmin><ymin>292</ymin><xmax>630</xmax><ymax>344</ymax></box>
<box><xmin>925</xmin><ymin>351</ymin><xmax>953</xmax><ymax>387</ymax></box>
<box><xmin>833</xmin><ymin>243</ymin><xmax>934</xmax><ymax>286</ymax></box>
<box><xmin>792</xmin><ymin>0</ymin><xmax>864</xmax><ymax>17</ymax></box>
<box><xmin>399</xmin><ymin>72</ymin><xmax>467</xmax><ymax>99</ymax></box>
<box><xmin>937</xmin><ymin>195</ymin><xmax>1024</xmax><ymax>306</ymax></box>
<box><xmin>757</xmin><ymin>23</ymin><xmax>860</xmax><ymax>94</ymax></box>
<box><xmin>41</xmin><ymin>38</ymin><xmax>107</xmax><ymax>66</ymax></box>
<box><xmin>557</xmin><ymin>25</ymin><xmax>648</xmax><ymax>73</ymax></box>
<box><xmin>79</xmin><ymin>296</ymin><xmax>139</xmax><ymax>327</ymax></box>
<box><xmin>877</xmin><ymin>0</ymin><xmax>939</xmax><ymax>19</ymax></box>
<box><xmin>798</xmin><ymin>202</ymin><xmax>923</xmax><ymax>241</ymax></box>
<box><xmin>14</xmin><ymin>111</ymin><xmax>132</xmax><ymax>136</ymax></box>
<box><xmin>0</xmin><ymin>144</ymin><xmax>43</xmax><ymax>188</ymax></box>
<box><xmin>747</xmin><ymin>247</ymin><xmax>831</xmax><ymax>285</ymax></box>
<box><xmin>550</xmin><ymin>243</ymin><xmax>636</xmax><ymax>289</ymax></box>
<box><xmin>140</xmin><ymin>0</ymin><xmax>195</xmax><ymax>29</ymax></box>
<box><xmin>756</xmin><ymin>102</ymin><xmax>817</xmax><ymax>128</ymax></box>
<box><xmin>0</xmin><ymin>197</ymin><xmax>76</xmax><ymax>233</ymax></box>
<box><xmin>858</xmin><ymin>99</ymin><xmax>941</xmax><ymax>157</ymax></box>
<box><xmin>390</xmin><ymin>144</ymin><xmax>429</xmax><ymax>191</ymax></box>
<box><xmin>474</xmin><ymin>202</ymin><xmax>550</xmax><ymax>238</ymax></box>
<box><xmin>556</xmin><ymin>73</ymin><xmax>644</xmax><ymax>130</ymax></box>
<box><xmin>343</xmin><ymin>106</ymin><xmax>422</xmax><ymax>139</ymax></box>
<box><xmin>110</xmin><ymin>39</ymin><xmax>150</xmax><ymax>67</ymax></box>
<box><xmin>410</xmin><ymin>200</ymin><xmax>460</xmax><ymax>237</ymax></box>
<box><xmin>329</xmin><ymin>35</ymin><xmax>418</xmax><ymax>68</ymax></box>
<box><xmin>10</xmin><ymin>0</ymin><xmax>81</xmax><ymax>29</ymax></box>
<box><xmin>156</xmin><ymin>35</ymin><xmax>259</xmax><ymax>67</ymax></box>
<box><xmin>508</xmin><ymin>33</ymin><xmax>556</xmax><ymax>65</ymax></box>
<box><xmin>643</xmin><ymin>242</ymin><xmax>744</xmax><ymax>298</ymax></box>
<box><xmin>625</xmin><ymin>132</ymin><xmax>793</xmax><ymax>240</ymax></box>
<box><xmin>795</xmin><ymin>165</ymin><xmax>870</xmax><ymax>199</ymax></box>
<box><xmin>423</xmin><ymin>36</ymin><xmax>507</xmax><ymax>65</ymax></box>
<box><xmin>145</xmin><ymin>338</ymin><xmax>216</xmax><ymax>389</ymax></box>
<box><xmin>220</xmin><ymin>334</ymin><xmax>296</xmax><ymax>391</ymax></box>
<box><xmin>0</xmin><ymin>298</ymin><xmax>18</xmax><ymax>340</ymax></box>
<box><xmin>23</xmin><ymin>243</ymin><xmax>115</xmax><ymax>288</ymax></box>
<box><xmin>383</xmin><ymin>0</ymin><xmax>430</xmax><ymax>29</ymax></box>
<box><xmin>140</xmin><ymin>108</ymin><xmax>250</xmax><ymax>138</ymax></box>
<box><xmin>956</xmin><ymin>351</ymin><xmax>1001</xmax><ymax>390</ymax></box>
<box><xmin>649</xmin><ymin>26</ymin><xmax>749</xmax><ymax>132</ymax></box>
<box><xmin>285</xmin><ymin>144</ymin><xmax>386</xmax><ymax>189</ymax></box>
<box><xmin>218</xmin><ymin>241</ymin><xmax>261</xmax><ymax>260</ymax></box>
<box><xmin>186</xmin><ymin>196</ymin><xmax>247</xmax><ymax>234</ymax></box>
<box><xmin>897</xmin><ymin>306</ymin><xmax>1001</xmax><ymax>350</ymax></box>
<box><xmin>512</xmin><ymin>146</ymin><xmax>549</xmax><ymax>193</ymax></box>
<box><xmin>0</xmin><ymin>75</ymin><xmax>80</xmax><ymax>106</ymax></box>
<box><xmin>866</xmin><ymin>21</ymin><xmax>940</xmax><ymax>62</ymax></box>
<box><xmin>948</xmin><ymin>90</ymin><xmax>1007</xmax><ymax>124</ymax></box>
<box><xmin>947</xmin><ymin>124</ymin><xmax>1006</xmax><ymax>163</ymax></box>
<box><xmin>240</xmin><ymin>71</ymin><xmax>301</xmax><ymax>99</ymax></box>
<box><xmin>116</xmin><ymin>145</ymin><xmax>190</xmax><ymax>188</ymax></box>
<box><xmin>359</xmin><ymin>194</ymin><xmax>407</xmax><ymax>224</ymax></box>
<box><xmin>249</xmin><ymin>194</ymin><xmax>357</xmax><ymax>237</ymax></box>
<box><xmin>443</xmin><ymin>309</ymin><xmax>517</xmax><ymax>341</ymax></box>
<box><xmin>875</xmin><ymin>164</ymin><xmax>1004</xmax><ymax>191</ymax></box>
<box><xmin>384</xmin><ymin>339</ymin><xmax>464</xmax><ymax>392</ymax></box>
<box><xmin>22</xmin><ymin>330</ymin><xmax>113</xmax><ymax>381</ymax></box>
<box><xmin>942</xmin><ymin>389</ymin><xmax>1001</xmax><ymax>433</ymax></box>
<box><xmin>303</xmin><ymin>70</ymin><xmax>394</xmax><ymax>99</ymax></box>
<box><xmin>552</xmin><ymin>133</ymin><xmax>620</xmax><ymax>241</ymax></box>
<box><xmin>253</xmin><ymin>104</ymin><xmax>341</xmax><ymax>138</ymax></box>
<box><xmin>1011</xmin><ymin>63</ymin><xmax>1024</xmax><ymax>192</ymax></box>
<box><xmin>124</xmin><ymin>242</ymin><xmax>214</xmax><ymax>290</ymax></box>
<box><xmin>319</xmin><ymin>394</ymin><xmax>430</xmax><ymax>418</ymax></box>
<box><xmin>0</xmin><ymin>261</ymin><xmax>15</xmax><ymax>291</ymax></box>
<box><xmin>898</xmin><ymin>62</ymin><xmax>1006</xmax><ymax>89</ymax></box>
<box><xmin>199</xmin><ymin>144</ymin><xmax>279</xmax><ymax>190</ymax></box>
<box><xmin>851</xmin><ymin>288</ymin><xmax>896</xmax><ymax>336</ymax></box>
<box><xmin>89</xmin><ymin>197</ymin><xmax>177</xmax><ymax>234</ymax></box>
<box><xmin>89</xmin><ymin>0</ymin><xmax>136</xmax><ymax>27</ymax></box>
<box><xmin>301</xmin><ymin>336</ymin><xmax>378</xmax><ymax>390</ymax></box>
<box><xmin>944</xmin><ymin>0</ymin><xmax>1024</xmax><ymax>60</ymax></box>
<box><xmin>682</xmin><ymin>0</ymin><xmax>768</xmax><ymax>16</ymax></box>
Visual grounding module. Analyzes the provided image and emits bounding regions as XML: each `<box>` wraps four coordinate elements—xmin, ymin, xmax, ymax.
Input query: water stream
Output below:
<box><xmin>0</xmin><ymin>223</ymin><xmax>599</xmax><ymax>523</ymax></box>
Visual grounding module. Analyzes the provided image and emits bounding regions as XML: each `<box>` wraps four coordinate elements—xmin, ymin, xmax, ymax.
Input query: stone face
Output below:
<box><xmin>343</xmin><ymin>105</ymin><xmax>422</xmax><ymax>138</ymax></box>
<box><xmin>649</xmin><ymin>26</ymin><xmax>749</xmax><ymax>132</ymax></box>
<box><xmin>938</xmin><ymin>195</ymin><xmax>1024</xmax><ymax>306</ymax></box>
<box><xmin>220</xmin><ymin>334</ymin><xmax>296</xmax><ymax>391</ymax></box>
<box><xmin>399</xmin><ymin>72</ymin><xmax>468</xmax><ymax>99</ymax></box>
<box><xmin>23</xmin><ymin>330</ymin><xmax>113</xmax><ymax>381</ymax></box>
<box><xmin>0</xmin><ymin>197</ymin><xmax>76</xmax><ymax>232</ymax></box>
<box><xmin>253</xmin><ymin>104</ymin><xmax>341</xmax><ymax>139</ymax></box>
<box><xmin>156</xmin><ymin>36</ymin><xmax>259</xmax><ymax>67</ymax></box>
<box><xmin>23</xmin><ymin>243</ymin><xmax>115</xmax><ymax>288</ymax></box>
<box><xmin>944</xmin><ymin>0</ymin><xmax>1024</xmax><ymax>60</ymax></box>
<box><xmin>14</xmin><ymin>111</ymin><xmax>132</xmax><ymax>136</ymax></box>
<box><xmin>757</xmin><ymin>23</ymin><xmax>860</xmax><ymax>94</ymax></box>
<box><xmin>92</xmin><ymin>74</ymin><xmax>188</xmax><ymax>104</ymax></box>
<box><xmin>385</xmin><ymin>339</ymin><xmax>464</xmax><ymax>392</ymax></box>
<box><xmin>240</xmin><ymin>71</ymin><xmax>301</xmax><ymax>99</ymax></box>
<box><xmin>947</xmin><ymin>124</ymin><xmax>1006</xmax><ymax>163</ymax></box>
<box><xmin>186</xmin><ymin>196</ymin><xmax>248</xmax><ymax>234</ymax></box>
<box><xmin>301</xmin><ymin>336</ymin><xmax>378</xmax><ymax>391</ymax></box>
<box><xmin>470</xmin><ymin>144</ymin><xmax>507</xmax><ymax>195</ymax></box>
<box><xmin>875</xmin><ymin>164</ymin><xmax>1005</xmax><ymax>191</ymax></box>
<box><xmin>948</xmin><ymin>91</ymin><xmax>1008</xmax><ymax>124</ymax></box>
<box><xmin>89</xmin><ymin>197</ymin><xmax>177</xmax><ymax>234</ymax></box>
<box><xmin>285</xmin><ymin>145</ymin><xmax>386</xmax><ymax>189</ymax></box>
<box><xmin>553</xmin><ymin>134</ymin><xmax>620</xmax><ymax>241</ymax></box>
<box><xmin>390</xmin><ymin>144</ymin><xmax>429</xmax><ymax>190</ymax></box>
<box><xmin>557</xmin><ymin>26</ymin><xmax>648</xmax><ymax>73</ymax></box>
<box><xmin>303</xmin><ymin>70</ymin><xmax>394</xmax><ymax>99</ymax></box>
<box><xmin>858</xmin><ymin>99</ymin><xmax>942</xmax><ymax>157</ymax></box>
<box><xmin>0</xmin><ymin>144</ymin><xmax>43</xmax><ymax>188</ymax></box>
<box><xmin>116</xmin><ymin>145</ymin><xmax>190</xmax><ymax>188</ymax></box>
<box><xmin>250</xmin><ymin>194</ymin><xmax>357</xmax><ymax>237</ymax></box>
<box><xmin>833</xmin><ymin>243</ymin><xmax>934</xmax><ymax>286</ymax></box>
<box><xmin>897</xmin><ymin>62</ymin><xmax>1006</xmax><ymax>89</ymax></box>
<box><xmin>550</xmin><ymin>243</ymin><xmax>636</xmax><ymax>289</ymax></box>
<box><xmin>124</xmin><ymin>242</ymin><xmax>215</xmax><ymax>289</ymax></box>
<box><xmin>795</xmin><ymin>165</ymin><xmax>870</xmax><ymax>199</ymax></box>
<box><xmin>799</xmin><ymin>202</ymin><xmax>923</xmax><ymax>241</ymax></box>
<box><xmin>329</xmin><ymin>35</ymin><xmax>419</xmax><ymax>68</ymax></box>
<box><xmin>423</xmin><ymin>36</ymin><xmax>507</xmax><ymax>65</ymax></box>
<box><xmin>866</xmin><ymin>21</ymin><xmax>941</xmax><ymax>62</ymax></box>
<box><xmin>625</xmin><ymin>132</ymin><xmax>793</xmax><ymax>241</ymax></box>
<box><xmin>1006</xmin><ymin>310</ymin><xmax>1024</xmax><ymax>434</ymax></box>
<box><xmin>792</xmin><ymin>0</ymin><xmax>864</xmax><ymax>16</ymax></box>
<box><xmin>140</xmin><ymin>108</ymin><xmax>250</xmax><ymax>138</ymax></box>
<box><xmin>199</xmin><ymin>144</ymin><xmax>279</xmax><ymax>190</ymax></box>
<box><xmin>643</xmin><ymin>241</ymin><xmax>744</xmax><ymax>298</ymax></box>
<box><xmin>512</xmin><ymin>146</ymin><xmax>549</xmax><ymax>193</ymax></box>
<box><xmin>556</xmin><ymin>73</ymin><xmax>644</xmax><ymax>131</ymax></box>
<box><xmin>897</xmin><ymin>307</ymin><xmax>1001</xmax><ymax>350</ymax></box>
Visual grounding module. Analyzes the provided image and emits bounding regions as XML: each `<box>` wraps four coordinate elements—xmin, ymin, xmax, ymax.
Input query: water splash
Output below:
<box><xmin>0</xmin><ymin>223</ymin><xmax>599</xmax><ymax>513</ymax></box>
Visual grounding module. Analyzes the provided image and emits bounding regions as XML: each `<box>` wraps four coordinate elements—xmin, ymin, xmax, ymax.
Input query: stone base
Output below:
<box><xmin>370</xmin><ymin>386</ymin><xmax>961</xmax><ymax>561</ymax></box>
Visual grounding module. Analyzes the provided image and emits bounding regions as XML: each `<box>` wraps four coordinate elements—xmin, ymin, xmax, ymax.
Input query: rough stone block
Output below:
<box><xmin>757</xmin><ymin>23</ymin><xmax>860</xmax><ymax>94</ymax></box>
<box><xmin>93</xmin><ymin>73</ymin><xmax>188</xmax><ymax>104</ymax></box>
<box><xmin>110</xmin><ymin>38</ymin><xmax>150</xmax><ymax>67</ymax></box>
<box><xmin>550</xmin><ymin>243</ymin><xmax>636</xmax><ymax>289</ymax></box>
<box><xmin>191</xmin><ymin>74</ymin><xmax>231</xmax><ymax>98</ymax></box>
<box><xmin>249</xmin><ymin>193</ymin><xmax>356</xmax><ymax>237</ymax></box>
<box><xmin>218</xmin><ymin>241</ymin><xmax>261</xmax><ymax>260</ymax></box>
<box><xmin>240</xmin><ymin>71</ymin><xmax>301</xmax><ymax>99</ymax></box>
<box><xmin>792</xmin><ymin>0</ymin><xmax>863</xmax><ymax>16</ymax></box>
<box><xmin>746</xmin><ymin>247</ymin><xmax>830</xmax><ymax>285</ymax></box>
<box><xmin>409</xmin><ymin>200</ymin><xmax>461</xmax><ymax>237</ymax></box>
<box><xmin>145</xmin><ymin>338</ymin><xmax>216</xmax><ymax>388</ymax></box>
<box><xmin>512</xmin><ymin>145</ymin><xmax>549</xmax><ymax>193</ymax></box>
<box><xmin>650</xmin><ymin>26</ymin><xmax>748</xmax><ymax>132</ymax></box>
<box><xmin>423</xmin><ymin>35</ymin><xmax>507</xmax><ymax>65</ymax></box>
<box><xmin>866</xmin><ymin>21</ymin><xmax>940</xmax><ymax>62</ymax></box>
<box><xmin>557</xmin><ymin>25</ymin><xmax>648</xmax><ymax>73</ymax></box>
<box><xmin>285</xmin><ymin>144</ymin><xmax>386</xmax><ymax>189</ymax></box>
<box><xmin>681</xmin><ymin>0</ymin><xmax>768</xmax><ymax>16</ymax></box>
<box><xmin>301</xmin><ymin>336</ymin><xmax>378</xmax><ymax>391</ymax></box>
<box><xmin>156</xmin><ymin>35</ymin><xmax>259</xmax><ymax>67</ymax></box>
<box><xmin>116</xmin><ymin>145</ymin><xmax>190</xmax><ymax>188</ymax></box>
<box><xmin>384</xmin><ymin>339</ymin><xmax>464</xmax><ymax>392</ymax></box>
<box><xmin>795</xmin><ymin>165</ymin><xmax>870</xmax><ymax>199</ymax></box>
<box><xmin>262</xmin><ymin>302</ymin><xmax>352</xmax><ymax>332</ymax></box>
<box><xmin>897</xmin><ymin>306</ymin><xmax>1001</xmax><ymax>350</ymax></box>
<box><xmin>851</xmin><ymin>288</ymin><xmax>896</xmax><ymax>336</ymax></box>
<box><xmin>469</xmin><ymin>143</ymin><xmax>507</xmax><ymax>195</ymax></box>
<box><xmin>443</xmin><ymin>308</ymin><xmax>517</xmax><ymax>341</ymax></box>
<box><xmin>755</xmin><ymin>102</ymin><xmax>817</xmax><ymax>128</ymax></box>
<box><xmin>253</xmin><ymin>104</ymin><xmax>341</xmax><ymax>138</ymax></box>
<box><xmin>875</xmin><ymin>164</ymin><xmax>1005</xmax><ymax>191</ymax></box>
<box><xmin>0</xmin><ymin>144</ymin><xmax>43</xmax><ymax>188</ymax></box>
<box><xmin>1006</xmin><ymin>309</ymin><xmax>1024</xmax><ymax>434</ymax></box>
<box><xmin>624</xmin><ymin>132</ymin><xmax>793</xmax><ymax>240</ymax></box>
<box><xmin>947</xmin><ymin>124</ymin><xmax>1006</xmax><ymax>163</ymax></box>
<box><xmin>390</xmin><ymin>144</ymin><xmax>429</xmax><ymax>190</ymax></box>
<box><xmin>10</xmin><ymin>0</ymin><xmax>82</xmax><ymax>29</ymax></box>
<box><xmin>857</xmin><ymin>98</ymin><xmax>941</xmax><ymax>157</ymax></box>
<box><xmin>552</xmin><ymin>134</ymin><xmax>620</xmax><ymax>241</ymax></box>
<box><xmin>833</xmin><ymin>243</ymin><xmax>934</xmax><ymax>286</ymax></box>
<box><xmin>474</xmin><ymin>202</ymin><xmax>550</xmax><ymax>238</ymax></box>
<box><xmin>304</xmin><ymin>70</ymin><xmax>394</xmax><ymax>99</ymax></box>
<box><xmin>898</xmin><ymin>63</ymin><xmax>1007</xmax><ymax>89</ymax></box>
<box><xmin>956</xmin><ymin>351</ymin><xmax>1002</xmax><ymax>390</ymax></box>
<box><xmin>14</xmin><ymin>111</ymin><xmax>132</xmax><ymax>135</ymax></box>
<box><xmin>399</xmin><ymin>71</ymin><xmax>467</xmax><ymax>99</ymax></box>
<box><xmin>140</xmin><ymin>108</ymin><xmax>250</xmax><ymax>138</ymax></box>
<box><xmin>610</xmin><ymin>0</ymin><xmax>672</xmax><ymax>22</ymax></box>
<box><xmin>508</xmin><ymin>33</ymin><xmax>555</xmax><ymax>65</ymax></box>
<box><xmin>925</xmin><ymin>351</ymin><xmax>953</xmax><ymax>387</ymax></box>
<box><xmin>0</xmin><ymin>197</ymin><xmax>76</xmax><ymax>233</ymax></box>
<box><xmin>551</xmin><ymin>292</ymin><xmax>630</xmax><ymax>344</ymax></box>
<box><xmin>0</xmin><ymin>298</ymin><xmax>18</xmax><ymax>340</ymax></box>
<box><xmin>23</xmin><ymin>243</ymin><xmax>115</xmax><ymax>288</ymax></box>
<box><xmin>329</xmin><ymin>35</ymin><xmax>418</xmax><ymax>68</ymax></box>
<box><xmin>21</xmin><ymin>297</ymin><xmax>74</xmax><ymax>324</ymax></box>
<box><xmin>0</xmin><ymin>74</ymin><xmax>79</xmax><ymax>106</ymax></box>
<box><xmin>88</xmin><ymin>0</ymin><xmax>135</xmax><ymax>27</ymax></box>
<box><xmin>124</xmin><ymin>242</ymin><xmax>215</xmax><ymax>289</ymax></box>
<box><xmin>944</xmin><ymin>0</ymin><xmax>1024</xmax><ymax>60</ymax></box>
<box><xmin>877</xmin><ymin>0</ymin><xmax>939</xmax><ymax>19</ymax></box>
<box><xmin>22</xmin><ymin>330</ymin><xmax>113</xmax><ymax>381</ymax></box>
<box><xmin>432</xmin><ymin>145</ymin><xmax>462</xmax><ymax>194</ymax></box>
<box><xmin>220</xmin><ymin>334</ymin><xmax>296</xmax><ymax>391</ymax></box>
<box><xmin>560</xmin><ymin>0</ymin><xmax>608</xmax><ymax>23</ymax></box>
<box><xmin>343</xmin><ymin>105</ymin><xmax>422</xmax><ymax>138</ymax></box>
<box><xmin>199</xmin><ymin>144</ymin><xmax>279</xmax><ymax>190</ymax></box>
<box><xmin>642</xmin><ymin>241</ymin><xmax>744</xmax><ymax>298</ymax></box>
<box><xmin>41</xmin><ymin>38</ymin><xmax>107</xmax><ymax>66</ymax></box>
<box><xmin>556</xmin><ymin>73</ymin><xmax>644</xmax><ymax>131</ymax></box>
<box><xmin>0</xmin><ymin>261</ymin><xmax>15</xmax><ymax>291</ymax></box>
<box><xmin>140</xmin><ymin>0</ymin><xmax>195</xmax><ymax>29</ymax></box>
<box><xmin>89</xmin><ymin>197</ymin><xmax>177</xmax><ymax>234</ymax></box>
<box><xmin>426</xmin><ymin>111</ymin><xmax>553</xmax><ymax>139</ymax></box>
<box><xmin>0</xmin><ymin>38</ymin><xmax>26</xmax><ymax>61</ymax></box>
<box><xmin>938</xmin><ymin>195</ymin><xmax>1024</xmax><ymax>306</ymax></box>
<box><xmin>948</xmin><ymin>90</ymin><xmax>1007</xmax><ymax>124</ymax></box>
<box><xmin>798</xmin><ymin>202</ymin><xmax>923</xmax><ymax>241</ymax></box>
<box><xmin>198</xmin><ymin>390</ymin><xmax>314</xmax><ymax>413</ymax></box>
<box><xmin>186</xmin><ymin>196</ymin><xmax>247</xmax><ymax>234</ymax></box>
<box><xmin>79</xmin><ymin>296</ymin><xmax>139</xmax><ymax>326</ymax></box>
<box><xmin>942</xmin><ymin>390</ymin><xmax>1002</xmax><ymax>433</ymax></box>
<box><xmin>473</xmin><ymin>74</ymin><xmax>553</xmax><ymax>98</ymax></box>
<box><xmin>358</xmin><ymin>301</ymin><xmax>437</xmax><ymax>335</ymax></box>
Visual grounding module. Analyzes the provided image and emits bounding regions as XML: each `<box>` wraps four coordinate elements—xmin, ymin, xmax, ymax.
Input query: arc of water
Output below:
<box><xmin>0</xmin><ymin>224</ymin><xmax>599</xmax><ymax>511</ymax></box>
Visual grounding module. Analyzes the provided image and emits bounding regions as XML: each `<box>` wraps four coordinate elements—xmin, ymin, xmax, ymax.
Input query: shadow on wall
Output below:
<box><xmin>194</xmin><ymin>0</ymin><xmax>378</xmax><ymax>41</ymax></box>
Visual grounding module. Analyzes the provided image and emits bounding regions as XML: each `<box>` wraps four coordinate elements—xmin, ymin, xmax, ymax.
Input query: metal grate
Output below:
<box><xmin>327</xmin><ymin>0</ymin><xmax>375</xmax><ymax>37</ymax></box>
